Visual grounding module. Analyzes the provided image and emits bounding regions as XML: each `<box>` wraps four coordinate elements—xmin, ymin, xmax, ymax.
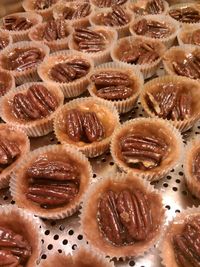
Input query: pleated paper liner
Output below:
<box><xmin>0</xmin><ymin>82</ymin><xmax>64</xmax><ymax>137</ymax></box>
<box><xmin>177</xmin><ymin>24</ymin><xmax>200</xmax><ymax>46</ymax></box>
<box><xmin>0</xmin><ymin>69</ymin><xmax>15</xmax><ymax>97</ymax></box>
<box><xmin>0</xmin><ymin>12</ymin><xmax>43</xmax><ymax>42</ymax></box>
<box><xmin>160</xmin><ymin>206</ymin><xmax>200</xmax><ymax>267</ymax></box>
<box><xmin>183</xmin><ymin>137</ymin><xmax>200</xmax><ymax>199</ymax></box>
<box><xmin>110</xmin><ymin>36</ymin><xmax>166</xmax><ymax>79</ymax></box>
<box><xmin>0</xmin><ymin>30</ymin><xmax>12</xmax><ymax>51</ymax></box>
<box><xmin>80</xmin><ymin>172</ymin><xmax>165</xmax><ymax>260</ymax></box>
<box><xmin>89</xmin><ymin>7</ymin><xmax>134</xmax><ymax>38</ymax></box>
<box><xmin>0</xmin><ymin>124</ymin><xmax>30</xmax><ymax>189</ymax></box>
<box><xmin>54</xmin><ymin>97</ymin><xmax>120</xmax><ymax>158</ymax></box>
<box><xmin>0</xmin><ymin>41</ymin><xmax>50</xmax><ymax>85</ymax></box>
<box><xmin>162</xmin><ymin>44</ymin><xmax>200</xmax><ymax>79</ymax></box>
<box><xmin>68</xmin><ymin>26</ymin><xmax>118</xmax><ymax>66</ymax></box>
<box><xmin>88</xmin><ymin>61</ymin><xmax>144</xmax><ymax>114</ymax></box>
<box><xmin>22</xmin><ymin>0</ymin><xmax>60</xmax><ymax>21</ymax></box>
<box><xmin>10</xmin><ymin>144</ymin><xmax>93</xmax><ymax>220</ymax></box>
<box><xmin>110</xmin><ymin>117</ymin><xmax>184</xmax><ymax>181</ymax></box>
<box><xmin>129</xmin><ymin>14</ymin><xmax>179</xmax><ymax>48</ymax></box>
<box><xmin>0</xmin><ymin>204</ymin><xmax>42</xmax><ymax>267</ymax></box>
<box><xmin>37</xmin><ymin>50</ymin><xmax>94</xmax><ymax>98</ymax></box>
<box><xmin>140</xmin><ymin>75</ymin><xmax>200</xmax><ymax>132</ymax></box>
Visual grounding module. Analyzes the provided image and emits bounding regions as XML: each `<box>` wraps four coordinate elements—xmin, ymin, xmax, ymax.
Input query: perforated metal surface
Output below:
<box><xmin>0</xmin><ymin>98</ymin><xmax>199</xmax><ymax>267</ymax></box>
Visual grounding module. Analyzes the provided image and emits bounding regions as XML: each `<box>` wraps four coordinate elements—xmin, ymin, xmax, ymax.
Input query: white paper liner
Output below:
<box><xmin>129</xmin><ymin>14</ymin><xmax>180</xmax><ymax>48</ymax></box>
<box><xmin>160</xmin><ymin>206</ymin><xmax>200</xmax><ymax>267</ymax></box>
<box><xmin>29</xmin><ymin>21</ymin><xmax>73</xmax><ymax>53</ymax></box>
<box><xmin>68</xmin><ymin>26</ymin><xmax>118</xmax><ymax>66</ymax></box>
<box><xmin>80</xmin><ymin>172</ymin><xmax>165</xmax><ymax>260</ymax></box>
<box><xmin>111</xmin><ymin>36</ymin><xmax>166</xmax><ymax>79</ymax></box>
<box><xmin>110</xmin><ymin>117</ymin><xmax>184</xmax><ymax>181</ymax></box>
<box><xmin>0</xmin><ymin>69</ymin><xmax>15</xmax><ymax>98</ymax></box>
<box><xmin>89</xmin><ymin>7</ymin><xmax>134</xmax><ymax>38</ymax></box>
<box><xmin>0</xmin><ymin>30</ymin><xmax>12</xmax><ymax>51</ymax></box>
<box><xmin>183</xmin><ymin>137</ymin><xmax>200</xmax><ymax>199</ymax></box>
<box><xmin>177</xmin><ymin>24</ymin><xmax>200</xmax><ymax>46</ymax></box>
<box><xmin>0</xmin><ymin>124</ymin><xmax>30</xmax><ymax>189</ymax></box>
<box><xmin>0</xmin><ymin>81</ymin><xmax>64</xmax><ymax>137</ymax></box>
<box><xmin>0</xmin><ymin>12</ymin><xmax>43</xmax><ymax>42</ymax></box>
<box><xmin>0</xmin><ymin>41</ymin><xmax>50</xmax><ymax>85</ymax></box>
<box><xmin>54</xmin><ymin>96</ymin><xmax>120</xmax><ymax>158</ymax></box>
<box><xmin>0</xmin><ymin>204</ymin><xmax>42</xmax><ymax>267</ymax></box>
<box><xmin>88</xmin><ymin>61</ymin><xmax>144</xmax><ymax>114</ymax></box>
<box><xmin>140</xmin><ymin>75</ymin><xmax>200</xmax><ymax>132</ymax></box>
<box><xmin>37</xmin><ymin>50</ymin><xmax>94</xmax><ymax>98</ymax></box>
<box><xmin>10</xmin><ymin>144</ymin><xmax>93</xmax><ymax>219</ymax></box>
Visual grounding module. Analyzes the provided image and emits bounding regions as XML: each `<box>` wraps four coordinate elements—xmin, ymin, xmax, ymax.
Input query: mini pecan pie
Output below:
<box><xmin>92</xmin><ymin>0</ymin><xmax>127</xmax><ymax>8</ymax></box>
<box><xmin>81</xmin><ymin>173</ymin><xmax>165</xmax><ymax>258</ymax></box>
<box><xmin>10</xmin><ymin>145</ymin><xmax>92</xmax><ymax>219</ymax></box>
<box><xmin>0</xmin><ymin>70</ymin><xmax>15</xmax><ymax>97</ymax></box>
<box><xmin>129</xmin><ymin>0</ymin><xmax>167</xmax><ymax>16</ymax></box>
<box><xmin>111</xmin><ymin>118</ymin><xmax>183</xmax><ymax>181</ymax></box>
<box><xmin>169</xmin><ymin>5</ymin><xmax>200</xmax><ymax>23</ymax></box>
<box><xmin>178</xmin><ymin>25</ymin><xmax>200</xmax><ymax>46</ymax></box>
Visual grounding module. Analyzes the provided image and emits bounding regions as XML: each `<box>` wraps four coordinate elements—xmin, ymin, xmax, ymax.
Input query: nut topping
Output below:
<box><xmin>192</xmin><ymin>29</ymin><xmax>200</xmax><ymax>45</ymax></box>
<box><xmin>98</xmin><ymin>189</ymin><xmax>152</xmax><ymax>246</ymax></box>
<box><xmin>120</xmin><ymin>134</ymin><xmax>167</xmax><ymax>169</ymax></box>
<box><xmin>173</xmin><ymin>216</ymin><xmax>200</xmax><ymax>267</ymax></box>
<box><xmin>96</xmin><ymin>86</ymin><xmax>133</xmax><ymax>100</ymax></box>
<box><xmin>104</xmin><ymin>6</ymin><xmax>129</xmax><ymax>26</ymax></box>
<box><xmin>66</xmin><ymin>109</ymin><xmax>83</xmax><ymax>142</ymax></box>
<box><xmin>94</xmin><ymin>0</ymin><xmax>127</xmax><ymax>7</ymax></box>
<box><xmin>72</xmin><ymin>3</ymin><xmax>91</xmax><ymax>19</ymax></box>
<box><xmin>134</xmin><ymin>0</ymin><xmax>164</xmax><ymax>15</ymax></box>
<box><xmin>43</xmin><ymin>19</ymin><xmax>68</xmax><ymax>41</ymax></box>
<box><xmin>169</xmin><ymin>7</ymin><xmax>200</xmax><ymax>23</ymax></box>
<box><xmin>26</xmin><ymin>159</ymin><xmax>79</xmax><ymax>209</ymax></box>
<box><xmin>3</xmin><ymin>15</ymin><xmax>33</xmax><ymax>31</ymax></box>
<box><xmin>35</xmin><ymin>0</ymin><xmax>56</xmax><ymax>10</ymax></box>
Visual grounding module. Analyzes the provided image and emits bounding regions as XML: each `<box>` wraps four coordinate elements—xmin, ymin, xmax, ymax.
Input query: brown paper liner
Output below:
<box><xmin>0</xmin><ymin>69</ymin><xmax>15</xmax><ymax>97</ymax></box>
<box><xmin>54</xmin><ymin>97</ymin><xmax>120</xmax><ymax>158</ymax></box>
<box><xmin>160</xmin><ymin>206</ymin><xmax>200</xmax><ymax>267</ymax></box>
<box><xmin>177</xmin><ymin>24</ymin><xmax>200</xmax><ymax>46</ymax></box>
<box><xmin>129</xmin><ymin>14</ymin><xmax>179</xmax><ymax>48</ymax></box>
<box><xmin>88</xmin><ymin>61</ymin><xmax>144</xmax><ymax>114</ymax></box>
<box><xmin>0</xmin><ymin>41</ymin><xmax>50</xmax><ymax>85</ymax></box>
<box><xmin>80</xmin><ymin>172</ymin><xmax>165</xmax><ymax>259</ymax></box>
<box><xmin>0</xmin><ymin>204</ymin><xmax>42</xmax><ymax>267</ymax></box>
<box><xmin>37</xmin><ymin>50</ymin><xmax>94</xmax><ymax>98</ymax></box>
<box><xmin>68</xmin><ymin>26</ymin><xmax>118</xmax><ymax>66</ymax></box>
<box><xmin>110</xmin><ymin>117</ymin><xmax>184</xmax><ymax>181</ymax></box>
<box><xmin>111</xmin><ymin>36</ymin><xmax>166</xmax><ymax>79</ymax></box>
<box><xmin>0</xmin><ymin>82</ymin><xmax>64</xmax><ymax>137</ymax></box>
<box><xmin>0</xmin><ymin>124</ymin><xmax>30</xmax><ymax>189</ymax></box>
<box><xmin>10</xmin><ymin>144</ymin><xmax>93</xmax><ymax>219</ymax></box>
<box><xmin>0</xmin><ymin>12</ymin><xmax>43</xmax><ymax>42</ymax></box>
<box><xmin>0</xmin><ymin>30</ymin><xmax>12</xmax><ymax>51</ymax></box>
<box><xmin>140</xmin><ymin>75</ymin><xmax>200</xmax><ymax>132</ymax></box>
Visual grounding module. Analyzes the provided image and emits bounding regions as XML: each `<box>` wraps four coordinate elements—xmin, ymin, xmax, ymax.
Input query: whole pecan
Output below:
<box><xmin>72</xmin><ymin>3</ymin><xmax>91</xmax><ymax>19</ymax></box>
<box><xmin>0</xmin><ymin>138</ymin><xmax>20</xmax><ymax>167</ymax></box>
<box><xmin>66</xmin><ymin>109</ymin><xmax>83</xmax><ymax>142</ymax></box>
<box><xmin>96</xmin><ymin>86</ymin><xmax>133</xmax><ymax>100</ymax></box>
<box><xmin>104</xmin><ymin>6</ymin><xmax>129</xmax><ymax>26</ymax></box>
<box><xmin>193</xmin><ymin>152</ymin><xmax>200</xmax><ymax>180</ymax></box>
<box><xmin>91</xmin><ymin>71</ymin><xmax>131</xmax><ymax>87</ymax></box>
<box><xmin>0</xmin><ymin>250</ymin><xmax>19</xmax><ymax>267</ymax></box>
<box><xmin>3</xmin><ymin>16</ymin><xmax>33</xmax><ymax>31</ymax></box>
<box><xmin>35</xmin><ymin>0</ymin><xmax>56</xmax><ymax>10</ymax></box>
<box><xmin>44</xmin><ymin>19</ymin><xmax>67</xmax><ymax>41</ymax></box>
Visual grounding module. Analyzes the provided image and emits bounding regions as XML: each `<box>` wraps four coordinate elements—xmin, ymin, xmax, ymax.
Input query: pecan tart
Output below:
<box><xmin>38</xmin><ymin>50</ymin><xmax>94</xmax><ymax>98</ymax></box>
<box><xmin>111</xmin><ymin>36</ymin><xmax>166</xmax><ymax>79</ymax></box>
<box><xmin>169</xmin><ymin>3</ymin><xmax>200</xmax><ymax>24</ymax></box>
<box><xmin>81</xmin><ymin>173</ymin><xmax>165</xmax><ymax>258</ymax></box>
<box><xmin>161</xmin><ymin>207</ymin><xmax>200</xmax><ymax>267</ymax></box>
<box><xmin>88</xmin><ymin>62</ymin><xmax>143</xmax><ymax>113</ymax></box>
<box><xmin>0</xmin><ymin>12</ymin><xmax>42</xmax><ymax>42</ymax></box>
<box><xmin>68</xmin><ymin>26</ymin><xmax>117</xmax><ymax>66</ymax></box>
<box><xmin>128</xmin><ymin>0</ymin><xmax>169</xmax><ymax>16</ymax></box>
<box><xmin>111</xmin><ymin>118</ymin><xmax>183</xmax><ymax>181</ymax></box>
<box><xmin>29</xmin><ymin>19</ymin><xmax>72</xmax><ymax>52</ymax></box>
<box><xmin>178</xmin><ymin>25</ymin><xmax>200</xmax><ymax>46</ymax></box>
<box><xmin>0</xmin><ymin>82</ymin><xmax>64</xmax><ymax>137</ymax></box>
<box><xmin>140</xmin><ymin>75</ymin><xmax>200</xmax><ymax>132</ymax></box>
<box><xmin>10</xmin><ymin>144</ymin><xmax>92</xmax><ymax>219</ymax></box>
<box><xmin>163</xmin><ymin>45</ymin><xmax>200</xmax><ymax>80</ymax></box>
<box><xmin>0</xmin><ymin>31</ymin><xmax>12</xmax><ymax>52</ymax></box>
<box><xmin>0</xmin><ymin>205</ymin><xmax>41</xmax><ymax>267</ymax></box>
<box><xmin>0</xmin><ymin>124</ymin><xmax>30</xmax><ymax>189</ymax></box>
<box><xmin>0</xmin><ymin>41</ymin><xmax>49</xmax><ymax>84</ymax></box>
<box><xmin>54</xmin><ymin>97</ymin><xmax>120</xmax><ymax>158</ymax></box>
<box><xmin>0</xmin><ymin>70</ymin><xmax>15</xmax><ymax>97</ymax></box>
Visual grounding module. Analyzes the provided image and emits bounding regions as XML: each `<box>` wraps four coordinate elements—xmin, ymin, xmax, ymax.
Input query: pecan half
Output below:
<box><xmin>96</xmin><ymin>86</ymin><xmax>133</xmax><ymax>100</ymax></box>
<box><xmin>95</xmin><ymin>0</ymin><xmax>127</xmax><ymax>7</ymax></box>
<box><xmin>72</xmin><ymin>3</ymin><xmax>91</xmax><ymax>19</ymax></box>
<box><xmin>0</xmin><ymin>138</ymin><xmax>20</xmax><ymax>168</ymax></box>
<box><xmin>44</xmin><ymin>19</ymin><xmax>67</xmax><ymax>41</ymax></box>
<box><xmin>91</xmin><ymin>71</ymin><xmax>131</xmax><ymax>87</ymax></box>
<box><xmin>35</xmin><ymin>0</ymin><xmax>56</xmax><ymax>10</ymax></box>
<box><xmin>3</xmin><ymin>16</ymin><xmax>33</xmax><ymax>31</ymax></box>
<box><xmin>66</xmin><ymin>109</ymin><xmax>83</xmax><ymax>142</ymax></box>
<box><xmin>104</xmin><ymin>6</ymin><xmax>129</xmax><ymax>26</ymax></box>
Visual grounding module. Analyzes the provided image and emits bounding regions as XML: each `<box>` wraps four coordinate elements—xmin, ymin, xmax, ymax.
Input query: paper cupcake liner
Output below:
<box><xmin>37</xmin><ymin>50</ymin><xmax>94</xmax><ymax>98</ymax></box>
<box><xmin>80</xmin><ymin>172</ymin><xmax>166</xmax><ymax>260</ymax></box>
<box><xmin>54</xmin><ymin>96</ymin><xmax>120</xmax><ymax>158</ymax></box>
<box><xmin>0</xmin><ymin>41</ymin><xmax>50</xmax><ymax>85</ymax></box>
<box><xmin>88</xmin><ymin>61</ymin><xmax>144</xmax><ymax>114</ymax></box>
<box><xmin>0</xmin><ymin>69</ymin><xmax>15</xmax><ymax>98</ymax></box>
<box><xmin>0</xmin><ymin>12</ymin><xmax>43</xmax><ymax>42</ymax></box>
<box><xmin>183</xmin><ymin>138</ymin><xmax>200</xmax><ymax>199</ymax></box>
<box><xmin>0</xmin><ymin>81</ymin><xmax>64</xmax><ymax>137</ymax></box>
<box><xmin>0</xmin><ymin>204</ymin><xmax>42</xmax><ymax>267</ymax></box>
<box><xmin>160</xmin><ymin>206</ymin><xmax>200</xmax><ymax>267</ymax></box>
<box><xmin>0</xmin><ymin>30</ymin><xmax>12</xmax><ymax>51</ymax></box>
<box><xmin>10</xmin><ymin>144</ymin><xmax>93</xmax><ymax>219</ymax></box>
<box><xmin>29</xmin><ymin>22</ymin><xmax>73</xmax><ymax>53</ymax></box>
<box><xmin>177</xmin><ymin>24</ymin><xmax>200</xmax><ymax>46</ymax></box>
<box><xmin>129</xmin><ymin>14</ymin><xmax>179</xmax><ymax>48</ymax></box>
<box><xmin>140</xmin><ymin>75</ymin><xmax>200</xmax><ymax>132</ymax></box>
<box><xmin>68</xmin><ymin>26</ymin><xmax>118</xmax><ymax>66</ymax></box>
<box><xmin>89</xmin><ymin>7</ymin><xmax>134</xmax><ymax>38</ymax></box>
<box><xmin>0</xmin><ymin>124</ymin><xmax>30</xmax><ymax>189</ymax></box>
<box><xmin>163</xmin><ymin>44</ymin><xmax>200</xmax><ymax>78</ymax></box>
<box><xmin>110</xmin><ymin>117</ymin><xmax>184</xmax><ymax>181</ymax></box>
<box><xmin>111</xmin><ymin>36</ymin><xmax>166</xmax><ymax>79</ymax></box>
